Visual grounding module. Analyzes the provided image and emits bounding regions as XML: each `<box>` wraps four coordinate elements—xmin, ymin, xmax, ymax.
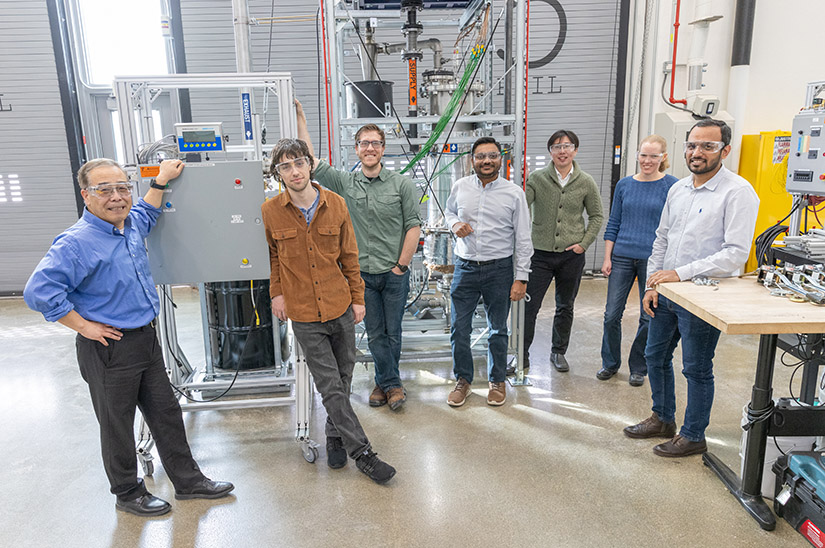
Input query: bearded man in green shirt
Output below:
<box><xmin>296</xmin><ymin>100</ymin><xmax>422</xmax><ymax>411</ymax></box>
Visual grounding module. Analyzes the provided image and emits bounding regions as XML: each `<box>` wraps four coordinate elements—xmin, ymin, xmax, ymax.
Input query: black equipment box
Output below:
<box><xmin>773</xmin><ymin>452</ymin><xmax>825</xmax><ymax>546</ymax></box>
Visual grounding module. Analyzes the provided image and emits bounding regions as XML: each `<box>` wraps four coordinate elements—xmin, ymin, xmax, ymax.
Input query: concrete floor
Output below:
<box><xmin>0</xmin><ymin>279</ymin><xmax>809</xmax><ymax>547</ymax></box>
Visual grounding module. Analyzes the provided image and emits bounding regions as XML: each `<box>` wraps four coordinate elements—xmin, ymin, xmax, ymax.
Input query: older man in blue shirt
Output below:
<box><xmin>24</xmin><ymin>159</ymin><xmax>233</xmax><ymax>516</ymax></box>
<box><xmin>444</xmin><ymin>137</ymin><xmax>533</xmax><ymax>407</ymax></box>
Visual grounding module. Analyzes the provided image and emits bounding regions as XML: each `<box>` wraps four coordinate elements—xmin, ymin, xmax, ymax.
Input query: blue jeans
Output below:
<box><xmin>600</xmin><ymin>254</ymin><xmax>650</xmax><ymax>375</ymax></box>
<box><xmin>361</xmin><ymin>269</ymin><xmax>409</xmax><ymax>391</ymax></box>
<box><xmin>450</xmin><ymin>256</ymin><xmax>513</xmax><ymax>384</ymax></box>
<box><xmin>646</xmin><ymin>295</ymin><xmax>720</xmax><ymax>442</ymax></box>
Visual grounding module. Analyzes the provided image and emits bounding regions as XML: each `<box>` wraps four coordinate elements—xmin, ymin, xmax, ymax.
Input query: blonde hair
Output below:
<box><xmin>639</xmin><ymin>134</ymin><xmax>669</xmax><ymax>172</ymax></box>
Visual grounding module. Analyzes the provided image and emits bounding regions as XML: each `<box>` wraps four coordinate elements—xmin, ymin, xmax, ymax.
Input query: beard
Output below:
<box><xmin>688</xmin><ymin>154</ymin><xmax>721</xmax><ymax>175</ymax></box>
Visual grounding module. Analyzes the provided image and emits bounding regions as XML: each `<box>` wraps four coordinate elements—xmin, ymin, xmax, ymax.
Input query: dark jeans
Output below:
<box><xmin>450</xmin><ymin>256</ymin><xmax>514</xmax><ymax>384</ymax></box>
<box><xmin>76</xmin><ymin>325</ymin><xmax>205</xmax><ymax>501</ymax></box>
<box><xmin>292</xmin><ymin>307</ymin><xmax>371</xmax><ymax>458</ymax></box>
<box><xmin>524</xmin><ymin>249</ymin><xmax>586</xmax><ymax>356</ymax></box>
<box><xmin>600</xmin><ymin>254</ymin><xmax>650</xmax><ymax>375</ymax></box>
<box><xmin>646</xmin><ymin>295</ymin><xmax>720</xmax><ymax>442</ymax></box>
<box><xmin>361</xmin><ymin>270</ymin><xmax>410</xmax><ymax>391</ymax></box>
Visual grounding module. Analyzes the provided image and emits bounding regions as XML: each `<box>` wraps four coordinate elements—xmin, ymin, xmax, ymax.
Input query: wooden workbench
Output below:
<box><xmin>657</xmin><ymin>276</ymin><xmax>825</xmax><ymax>335</ymax></box>
<box><xmin>654</xmin><ymin>275</ymin><xmax>825</xmax><ymax>530</ymax></box>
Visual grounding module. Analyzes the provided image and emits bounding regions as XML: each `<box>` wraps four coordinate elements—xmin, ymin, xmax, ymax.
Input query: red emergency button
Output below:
<box><xmin>820</xmin><ymin>174</ymin><xmax>825</xmax><ymax>181</ymax></box>
<box><xmin>235</xmin><ymin>178</ymin><xmax>242</xmax><ymax>185</ymax></box>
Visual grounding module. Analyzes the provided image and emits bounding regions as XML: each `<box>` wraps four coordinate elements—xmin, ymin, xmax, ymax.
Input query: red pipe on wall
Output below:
<box><xmin>669</xmin><ymin>0</ymin><xmax>687</xmax><ymax>106</ymax></box>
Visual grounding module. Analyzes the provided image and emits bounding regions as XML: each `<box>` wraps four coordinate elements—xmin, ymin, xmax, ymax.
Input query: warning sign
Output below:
<box><xmin>773</xmin><ymin>135</ymin><xmax>791</xmax><ymax>164</ymax></box>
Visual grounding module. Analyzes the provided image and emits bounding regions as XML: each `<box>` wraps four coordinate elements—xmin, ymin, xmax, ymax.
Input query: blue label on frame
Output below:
<box><xmin>242</xmin><ymin>93</ymin><xmax>252</xmax><ymax>140</ymax></box>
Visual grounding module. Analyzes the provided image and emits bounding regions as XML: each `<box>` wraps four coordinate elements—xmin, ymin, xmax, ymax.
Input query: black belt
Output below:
<box><xmin>459</xmin><ymin>256</ymin><xmax>512</xmax><ymax>266</ymax></box>
<box><xmin>119</xmin><ymin>319</ymin><xmax>156</xmax><ymax>332</ymax></box>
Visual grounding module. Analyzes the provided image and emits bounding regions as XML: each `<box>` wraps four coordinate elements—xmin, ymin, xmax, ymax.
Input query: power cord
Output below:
<box><xmin>160</xmin><ymin>284</ymin><xmax>265</xmax><ymax>403</ymax></box>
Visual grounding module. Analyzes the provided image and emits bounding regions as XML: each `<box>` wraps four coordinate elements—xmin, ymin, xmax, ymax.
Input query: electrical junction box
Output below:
<box><xmin>688</xmin><ymin>94</ymin><xmax>720</xmax><ymax>117</ymax></box>
<box><xmin>787</xmin><ymin>111</ymin><xmax>825</xmax><ymax>195</ymax></box>
<box><xmin>137</xmin><ymin>161</ymin><xmax>270</xmax><ymax>284</ymax></box>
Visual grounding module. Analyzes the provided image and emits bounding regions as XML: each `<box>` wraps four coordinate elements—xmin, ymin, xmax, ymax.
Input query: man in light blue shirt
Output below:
<box><xmin>444</xmin><ymin>137</ymin><xmax>533</xmax><ymax>407</ymax></box>
<box><xmin>624</xmin><ymin>119</ymin><xmax>760</xmax><ymax>457</ymax></box>
<box><xmin>24</xmin><ymin>159</ymin><xmax>233</xmax><ymax>516</ymax></box>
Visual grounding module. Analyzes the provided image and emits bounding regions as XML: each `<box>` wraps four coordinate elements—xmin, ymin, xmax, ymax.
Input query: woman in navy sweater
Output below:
<box><xmin>597</xmin><ymin>135</ymin><xmax>678</xmax><ymax>386</ymax></box>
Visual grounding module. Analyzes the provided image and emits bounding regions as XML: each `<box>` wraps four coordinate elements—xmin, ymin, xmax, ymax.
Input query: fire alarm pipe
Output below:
<box><xmin>669</xmin><ymin>0</ymin><xmax>687</xmax><ymax>106</ymax></box>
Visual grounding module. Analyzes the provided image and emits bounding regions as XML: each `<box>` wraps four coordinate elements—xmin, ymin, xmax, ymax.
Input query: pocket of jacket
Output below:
<box><xmin>316</xmin><ymin>226</ymin><xmax>341</xmax><ymax>255</ymax></box>
<box><xmin>272</xmin><ymin>228</ymin><xmax>299</xmax><ymax>257</ymax></box>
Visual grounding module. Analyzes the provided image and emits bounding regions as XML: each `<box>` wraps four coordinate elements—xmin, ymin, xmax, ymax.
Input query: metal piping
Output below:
<box><xmin>731</xmin><ymin>0</ymin><xmax>756</xmax><ymax>67</ymax></box>
<box><xmin>232</xmin><ymin>0</ymin><xmax>255</xmax><ymax>157</ymax></box>
<box><xmin>513</xmin><ymin>0</ymin><xmax>526</xmax><ymax>189</ymax></box>
<box><xmin>503</xmin><ymin>0</ymin><xmax>514</xmax><ymax>137</ymax></box>
<box><xmin>383</xmin><ymin>38</ymin><xmax>443</xmax><ymax>69</ymax></box>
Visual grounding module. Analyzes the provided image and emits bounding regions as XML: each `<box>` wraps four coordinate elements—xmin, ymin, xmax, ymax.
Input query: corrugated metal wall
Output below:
<box><xmin>0</xmin><ymin>0</ymin><xmax>80</xmax><ymax>294</ymax></box>
<box><xmin>180</xmin><ymin>0</ymin><xmax>621</xmax><ymax>269</ymax></box>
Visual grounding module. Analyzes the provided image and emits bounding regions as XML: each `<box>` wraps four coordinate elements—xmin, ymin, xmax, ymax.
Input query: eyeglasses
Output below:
<box><xmin>87</xmin><ymin>183</ymin><xmax>134</xmax><ymax>198</ymax></box>
<box><xmin>356</xmin><ymin>140</ymin><xmax>385</xmax><ymax>149</ymax></box>
<box><xmin>473</xmin><ymin>152</ymin><xmax>501</xmax><ymax>161</ymax></box>
<box><xmin>549</xmin><ymin>143</ymin><xmax>576</xmax><ymax>152</ymax></box>
<box><xmin>637</xmin><ymin>152</ymin><xmax>664</xmax><ymax>160</ymax></box>
<box><xmin>684</xmin><ymin>141</ymin><xmax>725</xmax><ymax>154</ymax></box>
<box><xmin>274</xmin><ymin>156</ymin><xmax>310</xmax><ymax>175</ymax></box>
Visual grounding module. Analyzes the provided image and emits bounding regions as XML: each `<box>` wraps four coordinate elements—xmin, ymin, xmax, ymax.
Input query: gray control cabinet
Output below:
<box><xmin>787</xmin><ymin>112</ymin><xmax>825</xmax><ymax>195</ymax></box>
<box><xmin>138</xmin><ymin>161</ymin><xmax>271</xmax><ymax>284</ymax></box>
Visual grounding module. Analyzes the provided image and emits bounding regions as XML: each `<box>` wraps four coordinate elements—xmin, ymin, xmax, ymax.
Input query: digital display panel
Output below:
<box><xmin>183</xmin><ymin>130</ymin><xmax>216</xmax><ymax>144</ymax></box>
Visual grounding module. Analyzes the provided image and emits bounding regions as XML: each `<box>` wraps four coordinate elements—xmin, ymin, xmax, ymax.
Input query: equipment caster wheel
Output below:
<box><xmin>140</xmin><ymin>458</ymin><xmax>154</xmax><ymax>476</ymax></box>
<box><xmin>303</xmin><ymin>445</ymin><xmax>319</xmax><ymax>463</ymax></box>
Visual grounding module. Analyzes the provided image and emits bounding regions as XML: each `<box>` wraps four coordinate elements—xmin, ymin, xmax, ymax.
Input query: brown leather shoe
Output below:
<box><xmin>447</xmin><ymin>378</ymin><xmax>472</xmax><ymax>407</ymax></box>
<box><xmin>623</xmin><ymin>413</ymin><xmax>677</xmax><ymax>439</ymax></box>
<box><xmin>369</xmin><ymin>385</ymin><xmax>387</xmax><ymax>407</ymax></box>
<box><xmin>386</xmin><ymin>387</ymin><xmax>406</xmax><ymax>411</ymax></box>
<box><xmin>653</xmin><ymin>435</ymin><xmax>707</xmax><ymax>457</ymax></box>
<box><xmin>487</xmin><ymin>382</ymin><xmax>506</xmax><ymax>406</ymax></box>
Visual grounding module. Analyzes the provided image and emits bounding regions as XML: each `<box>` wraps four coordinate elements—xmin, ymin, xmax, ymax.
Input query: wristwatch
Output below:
<box><xmin>150</xmin><ymin>179</ymin><xmax>168</xmax><ymax>190</ymax></box>
<box><xmin>395</xmin><ymin>263</ymin><xmax>409</xmax><ymax>273</ymax></box>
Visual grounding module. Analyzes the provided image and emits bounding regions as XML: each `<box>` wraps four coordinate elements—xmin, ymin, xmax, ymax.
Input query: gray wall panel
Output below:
<box><xmin>180</xmin><ymin>0</ymin><xmax>621</xmax><ymax>269</ymax></box>
<box><xmin>0</xmin><ymin>0</ymin><xmax>81</xmax><ymax>294</ymax></box>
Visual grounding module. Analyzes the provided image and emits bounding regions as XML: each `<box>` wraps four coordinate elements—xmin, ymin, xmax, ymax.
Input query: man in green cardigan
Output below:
<box><xmin>521</xmin><ymin>130</ymin><xmax>603</xmax><ymax>373</ymax></box>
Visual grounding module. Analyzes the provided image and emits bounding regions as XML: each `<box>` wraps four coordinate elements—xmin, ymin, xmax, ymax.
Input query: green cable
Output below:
<box><xmin>401</xmin><ymin>45</ymin><xmax>486</xmax><ymax>175</ymax></box>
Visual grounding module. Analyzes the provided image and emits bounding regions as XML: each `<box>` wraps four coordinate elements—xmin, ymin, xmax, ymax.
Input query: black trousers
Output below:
<box><xmin>524</xmin><ymin>249</ymin><xmax>587</xmax><ymax>356</ymax></box>
<box><xmin>76</xmin><ymin>324</ymin><xmax>205</xmax><ymax>500</ymax></box>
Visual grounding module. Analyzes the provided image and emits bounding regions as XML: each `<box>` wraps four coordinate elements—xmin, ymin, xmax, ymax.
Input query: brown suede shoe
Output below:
<box><xmin>623</xmin><ymin>413</ymin><xmax>677</xmax><ymax>439</ymax></box>
<box><xmin>653</xmin><ymin>435</ymin><xmax>707</xmax><ymax>457</ymax></box>
<box><xmin>447</xmin><ymin>378</ymin><xmax>472</xmax><ymax>407</ymax></box>
<box><xmin>487</xmin><ymin>382</ymin><xmax>506</xmax><ymax>406</ymax></box>
<box><xmin>386</xmin><ymin>387</ymin><xmax>406</xmax><ymax>411</ymax></box>
<box><xmin>369</xmin><ymin>385</ymin><xmax>387</xmax><ymax>407</ymax></box>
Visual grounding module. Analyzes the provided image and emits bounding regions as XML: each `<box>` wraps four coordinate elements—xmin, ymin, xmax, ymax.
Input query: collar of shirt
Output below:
<box><xmin>684</xmin><ymin>164</ymin><xmax>727</xmax><ymax>192</ymax></box>
<box><xmin>282</xmin><ymin>181</ymin><xmax>326</xmax><ymax>209</ymax></box>
<box><xmin>295</xmin><ymin>187</ymin><xmax>321</xmax><ymax>225</ymax></box>
<box><xmin>355</xmin><ymin>164</ymin><xmax>391</xmax><ymax>184</ymax></box>
<box><xmin>555</xmin><ymin>166</ymin><xmax>572</xmax><ymax>187</ymax></box>
<box><xmin>474</xmin><ymin>174</ymin><xmax>507</xmax><ymax>188</ymax></box>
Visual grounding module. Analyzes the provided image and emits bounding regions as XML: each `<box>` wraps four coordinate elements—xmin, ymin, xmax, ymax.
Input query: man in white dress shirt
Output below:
<box><xmin>444</xmin><ymin>137</ymin><xmax>533</xmax><ymax>407</ymax></box>
<box><xmin>624</xmin><ymin>119</ymin><xmax>760</xmax><ymax>457</ymax></box>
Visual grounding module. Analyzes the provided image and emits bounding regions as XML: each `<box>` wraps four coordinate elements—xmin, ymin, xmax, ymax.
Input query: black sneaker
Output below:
<box><xmin>355</xmin><ymin>450</ymin><xmax>396</xmax><ymax>484</ymax></box>
<box><xmin>326</xmin><ymin>437</ymin><xmax>347</xmax><ymax>469</ymax></box>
